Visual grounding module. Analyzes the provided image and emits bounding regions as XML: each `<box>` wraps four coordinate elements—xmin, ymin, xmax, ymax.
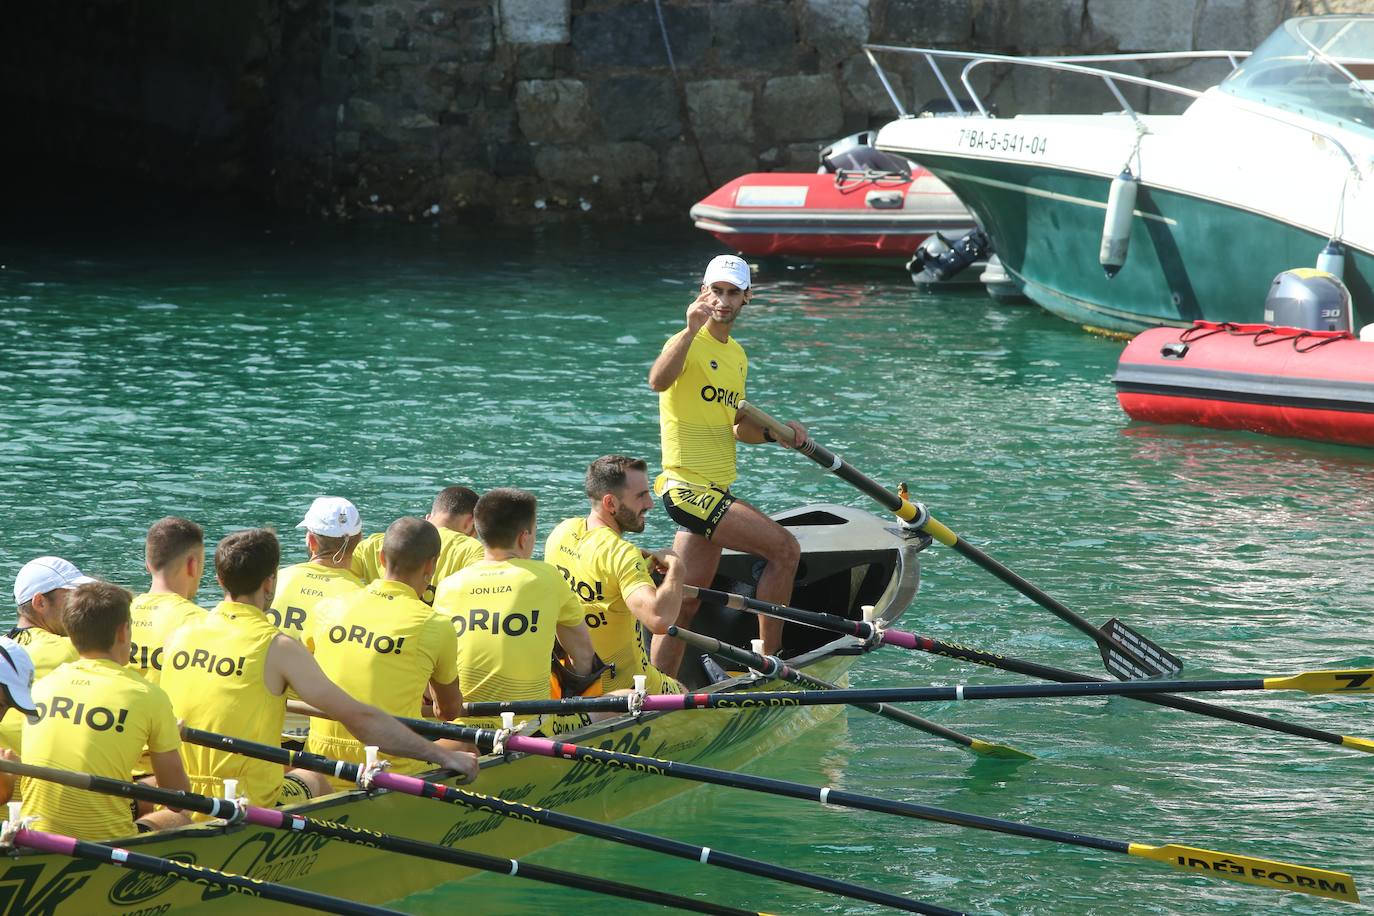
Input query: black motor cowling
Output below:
<box><xmin>908</xmin><ymin>229</ymin><xmax>991</xmax><ymax>285</ymax></box>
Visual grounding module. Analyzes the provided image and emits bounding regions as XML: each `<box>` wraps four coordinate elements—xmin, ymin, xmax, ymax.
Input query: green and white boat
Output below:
<box><xmin>868</xmin><ymin>16</ymin><xmax>1374</xmax><ymax>335</ymax></box>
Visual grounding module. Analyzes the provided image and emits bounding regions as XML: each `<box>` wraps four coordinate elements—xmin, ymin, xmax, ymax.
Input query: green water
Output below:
<box><xmin>3</xmin><ymin>220</ymin><xmax>1373</xmax><ymax>915</ymax></box>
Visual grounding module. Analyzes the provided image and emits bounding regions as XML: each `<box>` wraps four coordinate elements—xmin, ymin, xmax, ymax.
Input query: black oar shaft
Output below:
<box><xmin>463</xmin><ymin>694</ymin><xmax>627</xmax><ymax>717</ymax></box>
<box><xmin>181</xmin><ymin>729</ymin><xmax>962</xmax><ymax>916</ymax></box>
<box><xmin>13</xmin><ymin>828</ymin><xmax>395</xmax><ymax>915</ymax></box>
<box><xmin>0</xmin><ymin>760</ymin><xmax>759</xmax><ymax>916</ymax></box>
<box><xmin>906</xmin><ymin>632</ymin><xmax>1362</xmax><ymax>748</ymax></box>
<box><xmin>738</xmin><ymin>400</ymin><xmax>1179</xmax><ymax>679</ymax></box>
<box><xmin>670</xmin><ymin>625</ymin><xmax>982</xmax><ymax>750</ymax></box>
<box><xmin>705</xmin><ymin>586</ymin><xmax>1365</xmax><ymax>749</ymax></box>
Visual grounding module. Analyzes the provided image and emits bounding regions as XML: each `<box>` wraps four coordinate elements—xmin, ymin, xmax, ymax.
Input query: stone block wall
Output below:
<box><xmin>3</xmin><ymin>0</ymin><xmax>1365</xmax><ymax>224</ymax></box>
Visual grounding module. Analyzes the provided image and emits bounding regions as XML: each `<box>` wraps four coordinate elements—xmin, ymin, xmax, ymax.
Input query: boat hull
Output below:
<box><xmin>0</xmin><ymin>504</ymin><xmax>924</xmax><ymax>914</ymax></box>
<box><xmin>1114</xmin><ymin>322</ymin><xmax>1374</xmax><ymax>446</ymax></box>
<box><xmin>690</xmin><ymin>171</ymin><xmax>973</xmax><ymax>263</ymax></box>
<box><xmin>908</xmin><ymin>153</ymin><xmax>1374</xmax><ymax>335</ymax></box>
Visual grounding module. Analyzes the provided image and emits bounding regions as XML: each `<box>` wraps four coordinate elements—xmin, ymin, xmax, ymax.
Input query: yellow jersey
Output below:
<box><xmin>657</xmin><ymin>325</ymin><xmax>748</xmax><ymax>491</ymax></box>
<box><xmin>129</xmin><ymin>592</ymin><xmax>205</xmax><ymax>685</ymax></box>
<box><xmin>305</xmin><ymin>580</ymin><xmax>458</xmax><ymax>774</ymax></box>
<box><xmin>20</xmin><ymin>658</ymin><xmax>179</xmax><ymax>841</ymax></box>
<box><xmin>160</xmin><ymin>601</ymin><xmax>286</xmax><ymax>808</ymax></box>
<box><xmin>544</xmin><ymin>517</ymin><xmax>657</xmax><ymax>691</ymax></box>
<box><xmin>352</xmin><ymin>529</ymin><xmax>484</xmax><ymax>604</ymax></box>
<box><xmin>268</xmin><ymin>562</ymin><xmax>361</xmax><ymax>642</ymax></box>
<box><xmin>0</xmin><ymin>627</ymin><xmax>77</xmax><ymax>754</ymax></box>
<box><xmin>433</xmin><ymin>558</ymin><xmax>583</xmax><ymax>705</ymax></box>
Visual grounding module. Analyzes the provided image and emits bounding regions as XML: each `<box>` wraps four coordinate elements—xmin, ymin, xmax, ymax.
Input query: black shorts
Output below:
<box><xmin>661</xmin><ymin>482</ymin><xmax>735</xmax><ymax>539</ymax></box>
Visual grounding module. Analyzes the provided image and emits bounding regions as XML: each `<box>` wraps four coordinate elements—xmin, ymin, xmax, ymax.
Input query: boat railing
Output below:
<box><xmin>861</xmin><ymin>46</ymin><xmax>1250</xmax><ymax>129</ymax></box>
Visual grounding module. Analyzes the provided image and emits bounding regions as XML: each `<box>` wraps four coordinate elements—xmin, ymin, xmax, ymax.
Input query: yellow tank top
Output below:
<box><xmin>544</xmin><ymin>517</ymin><xmax>657</xmax><ymax>690</ymax></box>
<box><xmin>657</xmin><ymin>325</ymin><xmax>748</xmax><ymax>490</ymax></box>
<box><xmin>433</xmin><ymin>558</ymin><xmax>584</xmax><ymax>705</ymax></box>
<box><xmin>268</xmin><ymin>562</ymin><xmax>362</xmax><ymax>642</ymax></box>
<box><xmin>0</xmin><ymin>627</ymin><xmax>77</xmax><ymax>754</ymax></box>
<box><xmin>160</xmin><ymin>601</ymin><xmax>285</xmax><ymax>808</ymax></box>
<box><xmin>20</xmin><ymin>658</ymin><xmax>179</xmax><ymax>840</ymax></box>
<box><xmin>352</xmin><ymin>529</ymin><xmax>484</xmax><ymax>604</ymax></box>
<box><xmin>129</xmin><ymin>592</ymin><xmax>205</xmax><ymax>685</ymax></box>
<box><xmin>305</xmin><ymin>580</ymin><xmax>458</xmax><ymax>774</ymax></box>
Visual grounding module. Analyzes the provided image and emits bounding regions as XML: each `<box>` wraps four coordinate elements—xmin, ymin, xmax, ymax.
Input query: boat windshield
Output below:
<box><xmin>1218</xmin><ymin>16</ymin><xmax>1374</xmax><ymax>136</ymax></box>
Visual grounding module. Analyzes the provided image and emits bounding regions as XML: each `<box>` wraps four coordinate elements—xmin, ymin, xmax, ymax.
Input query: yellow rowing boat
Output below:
<box><xmin>0</xmin><ymin>504</ymin><xmax>926</xmax><ymax>914</ymax></box>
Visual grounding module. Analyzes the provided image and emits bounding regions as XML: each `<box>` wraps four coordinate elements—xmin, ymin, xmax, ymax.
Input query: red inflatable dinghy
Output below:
<box><xmin>689</xmin><ymin>131</ymin><xmax>973</xmax><ymax>262</ymax></box>
<box><xmin>1113</xmin><ymin>321</ymin><xmax>1374</xmax><ymax>447</ymax></box>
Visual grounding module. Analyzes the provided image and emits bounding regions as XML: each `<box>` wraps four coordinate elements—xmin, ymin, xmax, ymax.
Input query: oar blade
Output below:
<box><xmin>967</xmin><ymin>739</ymin><xmax>1037</xmax><ymax>761</ymax></box>
<box><xmin>1099</xmin><ymin>618</ymin><xmax>1183</xmax><ymax>680</ymax></box>
<box><xmin>1265</xmin><ymin>669</ymin><xmax>1374</xmax><ymax>695</ymax></box>
<box><xmin>1129</xmin><ymin>844</ymin><xmax>1359</xmax><ymax>903</ymax></box>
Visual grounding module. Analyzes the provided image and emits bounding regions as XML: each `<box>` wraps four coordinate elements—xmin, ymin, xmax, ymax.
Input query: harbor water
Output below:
<box><xmin>2</xmin><ymin>218</ymin><xmax>1371</xmax><ymax>915</ymax></box>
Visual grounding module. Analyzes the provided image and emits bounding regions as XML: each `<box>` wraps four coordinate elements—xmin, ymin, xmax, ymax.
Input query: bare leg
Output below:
<box><xmin>287</xmin><ymin>767</ymin><xmax>334</xmax><ymax>798</ymax></box>
<box><xmin>650</xmin><ymin>529</ymin><xmax>721</xmax><ymax>677</ymax></box>
<box><xmin>136</xmin><ymin>808</ymin><xmax>192</xmax><ymax>831</ymax></box>
<box><xmin>704</xmin><ymin>499</ymin><xmax>800</xmax><ymax>655</ymax></box>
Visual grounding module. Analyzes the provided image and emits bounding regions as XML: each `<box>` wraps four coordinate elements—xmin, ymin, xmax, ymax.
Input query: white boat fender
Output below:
<box><xmin>1099</xmin><ymin>168</ymin><xmax>1138</xmax><ymax>278</ymax></box>
<box><xmin>1361</xmin><ymin>323</ymin><xmax>1374</xmax><ymax>342</ymax></box>
<box><xmin>1316</xmin><ymin>239</ymin><xmax>1346</xmax><ymax>282</ymax></box>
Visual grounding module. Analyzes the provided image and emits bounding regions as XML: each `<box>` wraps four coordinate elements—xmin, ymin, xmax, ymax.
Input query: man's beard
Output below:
<box><xmin>614</xmin><ymin>503</ymin><xmax>646</xmax><ymax>533</ymax></box>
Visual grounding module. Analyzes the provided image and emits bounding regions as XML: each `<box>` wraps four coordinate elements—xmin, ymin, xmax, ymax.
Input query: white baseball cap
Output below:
<box><xmin>14</xmin><ymin>556</ymin><xmax>97</xmax><ymax>607</ymax></box>
<box><xmin>297</xmin><ymin>497</ymin><xmax>363</xmax><ymax>538</ymax></box>
<box><xmin>702</xmin><ymin>254</ymin><xmax>751</xmax><ymax>290</ymax></box>
<box><xmin>0</xmin><ymin>637</ymin><xmax>37</xmax><ymax>718</ymax></box>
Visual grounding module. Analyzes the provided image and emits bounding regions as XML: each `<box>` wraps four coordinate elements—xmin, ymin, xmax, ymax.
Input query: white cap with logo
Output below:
<box><xmin>0</xmin><ymin>637</ymin><xmax>38</xmax><ymax>718</ymax></box>
<box><xmin>702</xmin><ymin>254</ymin><xmax>751</xmax><ymax>290</ymax></box>
<box><xmin>14</xmin><ymin>556</ymin><xmax>97</xmax><ymax>607</ymax></box>
<box><xmin>297</xmin><ymin>497</ymin><xmax>363</xmax><ymax>538</ymax></box>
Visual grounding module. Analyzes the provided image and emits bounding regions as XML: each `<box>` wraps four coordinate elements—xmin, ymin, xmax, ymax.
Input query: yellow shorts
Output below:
<box><xmin>660</xmin><ymin>480</ymin><xmax>734</xmax><ymax>540</ymax></box>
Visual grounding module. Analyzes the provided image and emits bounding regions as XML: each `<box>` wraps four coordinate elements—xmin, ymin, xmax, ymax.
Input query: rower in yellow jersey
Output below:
<box><xmin>162</xmin><ymin>528</ymin><xmax>479</xmax><ymax>811</ymax></box>
<box><xmin>434</xmin><ymin>488</ymin><xmax>597</xmax><ymax>735</ymax></box>
<box><xmin>353</xmin><ymin>486</ymin><xmax>484</xmax><ymax>603</ymax></box>
<box><xmin>268</xmin><ymin>496</ymin><xmax>364</xmax><ymax>641</ymax></box>
<box><xmin>647</xmin><ymin>254</ymin><xmax>809</xmax><ymax>675</ymax></box>
<box><xmin>0</xmin><ymin>557</ymin><xmax>92</xmax><ymax>753</ymax></box>
<box><xmin>307</xmin><ymin>517</ymin><xmax>463</xmax><ymax>781</ymax></box>
<box><xmin>129</xmin><ymin>517</ymin><xmax>206</xmax><ymax>684</ymax></box>
<box><xmin>545</xmin><ymin>455</ymin><xmax>686</xmax><ymax>694</ymax></box>
<box><xmin>17</xmin><ymin>582</ymin><xmax>192</xmax><ymax>840</ymax></box>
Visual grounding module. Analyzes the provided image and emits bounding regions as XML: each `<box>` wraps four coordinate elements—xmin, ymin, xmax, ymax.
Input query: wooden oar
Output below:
<box><xmin>669</xmin><ymin>626</ymin><xmax>1034</xmax><ymax>760</ymax></box>
<box><xmin>180</xmin><ymin>728</ymin><xmax>964</xmax><ymax>916</ymax></box>
<box><xmin>700</xmin><ymin>585</ymin><xmax>1374</xmax><ymax>754</ymax></box>
<box><xmin>0</xmin><ymin>802</ymin><xmax>396</xmax><ymax>915</ymax></box>
<box><xmin>0</xmin><ymin>759</ymin><xmax>767</xmax><ymax>916</ymax></box>
<box><xmin>345</xmin><ymin>712</ymin><xmax>1354</xmax><ymax>904</ymax></box>
<box><xmin>738</xmin><ymin>399</ymin><xmax>1181</xmax><ymax>681</ymax></box>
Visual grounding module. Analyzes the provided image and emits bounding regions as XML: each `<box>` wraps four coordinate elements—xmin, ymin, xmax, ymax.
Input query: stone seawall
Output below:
<box><xmin>3</xmin><ymin>0</ymin><xmax>1361</xmax><ymax>224</ymax></box>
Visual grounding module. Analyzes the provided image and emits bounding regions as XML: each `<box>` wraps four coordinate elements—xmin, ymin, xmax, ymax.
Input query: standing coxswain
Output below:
<box><xmin>647</xmin><ymin>254</ymin><xmax>807</xmax><ymax>674</ymax></box>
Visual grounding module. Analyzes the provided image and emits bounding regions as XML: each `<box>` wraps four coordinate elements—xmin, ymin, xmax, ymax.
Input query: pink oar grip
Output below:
<box><xmin>881</xmin><ymin>629</ymin><xmax>919</xmax><ymax>650</ymax></box>
<box><xmin>14</xmin><ymin>828</ymin><xmax>78</xmax><ymax>855</ymax></box>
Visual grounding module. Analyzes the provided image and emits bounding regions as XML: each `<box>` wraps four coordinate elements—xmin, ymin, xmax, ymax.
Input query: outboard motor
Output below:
<box><xmin>908</xmin><ymin>228</ymin><xmax>991</xmax><ymax>285</ymax></box>
<box><xmin>1263</xmin><ymin>268</ymin><xmax>1352</xmax><ymax>332</ymax></box>
<box><xmin>818</xmin><ymin>130</ymin><xmax>912</xmax><ymax>178</ymax></box>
